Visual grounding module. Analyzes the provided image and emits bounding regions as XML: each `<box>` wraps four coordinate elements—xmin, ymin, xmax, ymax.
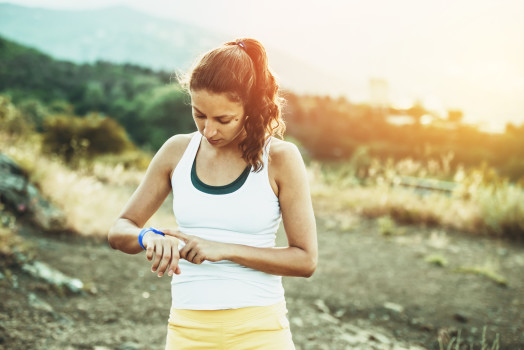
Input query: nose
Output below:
<box><xmin>203</xmin><ymin>120</ymin><xmax>218</xmax><ymax>139</ymax></box>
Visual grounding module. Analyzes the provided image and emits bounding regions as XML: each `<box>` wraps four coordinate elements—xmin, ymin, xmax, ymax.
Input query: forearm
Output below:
<box><xmin>108</xmin><ymin>218</ymin><xmax>143</xmax><ymax>254</ymax></box>
<box><xmin>224</xmin><ymin>244</ymin><xmax>317</xmax><ymax>278</ymax></box>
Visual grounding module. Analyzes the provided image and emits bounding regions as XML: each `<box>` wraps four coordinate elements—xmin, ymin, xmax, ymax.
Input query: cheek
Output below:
<box><xmin>193</xmin><ymin>118</ymin><xmax>204</xmax><ymax>130</ymax></box>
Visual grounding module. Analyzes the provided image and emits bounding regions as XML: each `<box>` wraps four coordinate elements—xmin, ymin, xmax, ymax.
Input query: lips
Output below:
<box><xmin>207</xmin><ymin>138</ymin><xmax>220</xmax><ymax>145</ymax></box>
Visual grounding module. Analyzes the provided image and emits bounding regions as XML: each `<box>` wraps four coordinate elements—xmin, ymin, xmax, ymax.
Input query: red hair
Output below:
<box><xmin>180</xmin><ymin>38</ymin><xmax>285</xmax><ymax>172</ymax></box>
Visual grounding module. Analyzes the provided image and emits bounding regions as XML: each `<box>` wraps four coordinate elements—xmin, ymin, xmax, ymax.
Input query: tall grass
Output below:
<box><xmin>308</xmin><ymin>152</ymin><xmax>524</xmax><ymax>238</ymax></box>
<box><xmin>0</xmin><ymin>133</ymin><xmax>176</xmax><ymax>238</ymax></box>
<box><xmin>2</xmin><ymin>90</ymin><xmax>522</xmax><ymax>240</ymax></box>
<box><xmin>4</xmin><ymin>129</ymin><xmax>523</xmax><ymax>239</ymax></box>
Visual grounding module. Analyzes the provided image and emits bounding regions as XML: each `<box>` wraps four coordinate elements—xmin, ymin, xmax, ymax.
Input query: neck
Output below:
<box><xmin>202</xmin><ymin>132</ymin><xmax>247</xmax><ymax>159</ymax></box>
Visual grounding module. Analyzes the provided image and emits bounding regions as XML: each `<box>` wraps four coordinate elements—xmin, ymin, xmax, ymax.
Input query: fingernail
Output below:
<box><xmin>158</xmin><ymin>273</ymin><xmax>163</xmax><ymax>277</ymax></box>
<box><xmin>168</xmin><ymin>270</ymin><xmax>173</xmax><ymax>276</ymax></box>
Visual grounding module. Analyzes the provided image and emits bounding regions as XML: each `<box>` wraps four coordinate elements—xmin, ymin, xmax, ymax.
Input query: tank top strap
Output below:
<box><xmin>173</xmin><ymin>132</ymin><xmax>202</xmax><ymax>180</ymax></box>
<box><xmin>244</xmin><ymin>136</ymin><xmax>277</xmax><ymax>200</ymax></box>
<box><xmin>262</xmin><ymin>136</ymin><xmax>272</xmax><ymax>164</ymax></box>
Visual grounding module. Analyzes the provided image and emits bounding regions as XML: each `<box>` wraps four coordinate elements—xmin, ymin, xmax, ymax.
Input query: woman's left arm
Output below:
<box><xmin>165</xmin><ymin>141</ymin><xmax>318</xmax><ymax>277</ymax></box>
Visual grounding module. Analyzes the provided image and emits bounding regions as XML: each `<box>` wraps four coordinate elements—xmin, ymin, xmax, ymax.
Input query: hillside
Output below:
<box><xmin>3</xmin><ymin>34</ymin><xmax>524</xmax><ymax>182</ymax></box>
<box><xmin>0</xmin><ymin>35</ymin><xmax>194</xmax><ymax>150</ymax></box>
<box><xmin>0</xmin><ymin>3</ymin><xmax>219</xmax><ymax>70</ymax></box>
<box><xmin>0</xmin><ymin>3</ymin><xmax>351</xmax><ymax>96</ymax></box>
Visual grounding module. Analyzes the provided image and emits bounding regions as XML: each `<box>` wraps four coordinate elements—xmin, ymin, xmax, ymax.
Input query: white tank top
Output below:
<box><xmin>170</xmin><ymin>132</ymin><xmax>284</xmax><ymax>310</ymax></box>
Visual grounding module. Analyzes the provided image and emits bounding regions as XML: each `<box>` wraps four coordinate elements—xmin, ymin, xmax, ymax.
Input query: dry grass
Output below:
<box><xmin>2</xmin><ymin>129</ymin><xmax>523</xmax><ymax>240</ymax></box>
<box><xmin>1</xmin><ymin>133</ymin><xmax>176</xmax><ymax>238</ymax></box>
<box><xmin>453</xmin><ymin>263</ymin><xmax>508</xmax><ymax>287</ymax></box>
<box><xmin>308</xmin><ymin>159</ymin><xmax>524</xmax><ymax>239</ymax></box>
<box><xmin>438</xmin><ymin>327</ymin><xmax>500</xmax><ymax>350</ymax></box>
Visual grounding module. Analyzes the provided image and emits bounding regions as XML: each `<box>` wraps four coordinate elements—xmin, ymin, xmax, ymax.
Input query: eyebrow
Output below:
<box><xmin>192</xmin><ymin>106</ymin><xmax>236</xmax><ymax>119</ymax></box>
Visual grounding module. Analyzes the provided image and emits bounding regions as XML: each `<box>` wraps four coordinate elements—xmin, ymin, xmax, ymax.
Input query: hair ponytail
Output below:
<box><xmin>182</xmin><ymin>38</ymin><xmax>285</xmax><ymax>172</ymax></box>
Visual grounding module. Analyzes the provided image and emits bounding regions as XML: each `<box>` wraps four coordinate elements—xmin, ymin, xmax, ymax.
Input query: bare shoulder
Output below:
<box><xmin>269</xmin><ymin>138</ymin><xmax>306</xmax><ymax>182</ymax></box>
<box><xmin>162</xmin><ymin>132</ymin><xmax>194</xmax><ymax>153</ymax></box>
<box><xmin>270</xmin><ymin>138</ymin><xmax>304</xmax><ymax>166</ymax></box>
<box><xmin>152</xmin><ymin>132</ymin><xmax>196</xmax><ymax>173</ymax></box>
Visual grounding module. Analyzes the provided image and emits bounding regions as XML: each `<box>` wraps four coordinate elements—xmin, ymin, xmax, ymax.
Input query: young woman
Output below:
<box><xmin>108</xmin><ymin>38</ymin><xmax>317</xmax><ymax>350</ymax></box>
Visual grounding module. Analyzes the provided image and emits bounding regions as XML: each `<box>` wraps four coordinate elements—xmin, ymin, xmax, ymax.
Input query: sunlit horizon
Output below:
<box><xmin>2</xmin><ymin>0</ymin><xmax>524</xmax><ymax>131</ymax></box>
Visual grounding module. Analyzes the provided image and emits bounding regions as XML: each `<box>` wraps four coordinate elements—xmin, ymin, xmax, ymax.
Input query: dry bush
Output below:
<box><xmin>1</xmin><ymin>132</ymin><xmax>175</xmax><ymax>238</ymax></box>
<box><xmin>23</xmin><ymin>156</ymin><xmax>175</xmax><ymax>237</ymax></box>
<box><xmin>309</xmin><ymin>157</ymin><xmax>524</xmax><ymax>239</ymax></box>
<box><xmin>42</xmin><ymin>113</ymin><xmax>135</xmax><ymax>165</ymax></box>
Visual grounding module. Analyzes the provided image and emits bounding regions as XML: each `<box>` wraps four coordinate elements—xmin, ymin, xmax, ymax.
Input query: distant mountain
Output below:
<box><xmin>0</xmin><ymin>3</ymin><xmax>222</xmax><ymax>71</ymax></box>
<box><xmin>0</xmin><ymin>3</ymin><xmax>351</xmax><ymax>95</ymax></box>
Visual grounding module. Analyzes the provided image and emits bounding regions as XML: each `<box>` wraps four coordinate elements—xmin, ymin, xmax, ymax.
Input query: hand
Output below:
<box><xmin>143</xmin><ymin>229</ymin><xmax>181</xmax><ymax>277</ymax></box>
<box><xmin>162</xmin><ymin>229</ymin><xmax>229</xmax><ymax>264</ymax></box>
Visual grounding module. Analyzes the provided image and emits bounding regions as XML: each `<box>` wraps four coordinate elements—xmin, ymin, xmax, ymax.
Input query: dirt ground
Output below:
<box><xmin>1</xmin><ymin>215</ymin><xmax>523</xmax><ymax>350</ymax></box>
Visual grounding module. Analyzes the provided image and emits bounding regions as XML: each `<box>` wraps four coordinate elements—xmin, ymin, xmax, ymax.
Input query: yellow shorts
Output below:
<box><xmin>165</xmin><ymin>301</ymin><xmax>295</xmax><ymax>350</ymax></box>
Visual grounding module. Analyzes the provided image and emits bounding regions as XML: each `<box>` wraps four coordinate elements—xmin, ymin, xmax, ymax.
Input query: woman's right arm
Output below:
<box><xmin>107</xmin><ymin>134</ymin><xmax>192</xmax><ymax>275</ymax></box>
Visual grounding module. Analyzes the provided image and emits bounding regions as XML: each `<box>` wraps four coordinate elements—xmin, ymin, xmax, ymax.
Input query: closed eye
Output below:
<box><xmin>194</xmin><ymin>114</ymin><xmax>231</xmax><ymax>125</ymax></box>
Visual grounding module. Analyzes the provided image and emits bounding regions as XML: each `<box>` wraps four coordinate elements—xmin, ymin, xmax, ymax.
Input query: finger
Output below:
<box><xmin>168</xmin><ymin>248</ymin><xmax>180</xmax><ymax>276</ymax></box>
<box><xmin>151</xmin><ymin>243</ymin><xmax>164</xmax><ymax>273</ymax></box>
<box><xmin>194</xmin><ymin>253</ymin><xmax>205</xmax><ymax>265</ymax></box>
<box><xmin>144</xmin><ymin>231</ymin><xmax>156</xmax><ymax>261</ymax></box>
<box><xmin>156</xmin><ymin>241</ymin><xmax>172</xmax><ymax>277</ymax></box>
<box><xmin>178</xmin><ymin>241</ymin><xmax>193</xmax><ymax>260</ymax></box>
<box><xmin>187</xmin><ymin>248</ymin><xmax>198</xmax><ymax>264</ymax></box>
<box><xmin>163</xmin><ymin>230</ymin><xmax>189</xmax><ymax>243</ymax></box>
<box><xmin>146</xmin><ymin>241</ymin><xmax>155</xmax><ymax>261</ymax></box>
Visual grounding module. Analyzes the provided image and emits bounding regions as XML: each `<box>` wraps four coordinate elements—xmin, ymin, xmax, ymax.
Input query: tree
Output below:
<box><xmin>447</xmin><ymin>109</ymin><xmax>463</xmax><ymax>123</ymax></box>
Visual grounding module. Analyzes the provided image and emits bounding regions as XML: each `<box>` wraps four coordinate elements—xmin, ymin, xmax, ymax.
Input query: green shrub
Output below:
<box><xmin>0</xmin><ymin>95</ymin><xmax>33</xmax><ymax>135</ymax></box>
<box><xmin>377</xmin><ymin>215</ymin><xmax>397</xmax><ymax>236</ymax></box>
<box><xmin>42</xmin><ymin>113</ymin><xmax>134</xmax><ymax>164</ymax></box>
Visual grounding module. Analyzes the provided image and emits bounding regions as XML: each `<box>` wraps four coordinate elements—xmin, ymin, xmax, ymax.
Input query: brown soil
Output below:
<box><xmin>1</xmin><ymin>216</ymin><xmax>523</xmax><ymax>350</ymax></box>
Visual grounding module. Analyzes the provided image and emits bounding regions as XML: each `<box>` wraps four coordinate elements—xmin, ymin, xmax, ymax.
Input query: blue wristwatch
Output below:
<box><xmin>138</xmin><ymin>227</ymin><xmax>165</xmax><ymax>250</ymax></box>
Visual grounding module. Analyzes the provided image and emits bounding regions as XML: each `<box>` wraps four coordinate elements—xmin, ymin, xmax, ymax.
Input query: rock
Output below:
<box><xmin>453</xmin><ymin>312</ymin><xmax>468</xmax><ymax>323</ymax></box>
<box><xmin>420</xmin><ymin>324</ymin><xmax>434</xmax><ymax>332</ymax></box>
<box><xmin>334</xmin><ymin>308</ymin><xmax>346</xmax><ymax>318</ymax></box>
<box><xmin>313</xmin><ymin>299</ymin><xmax>331</xmax><ymax>314</ymax></box>
<box><xmin>319</xmin><ymin>312</ymin><xmax>340</xmax><ymax>324</ymax></box>
<box><xmin>384</xmin><ymin>301</ymin><xmax>404</xmax><ymax>313</ymax></box>
<box><xmin>291</xmin><ymin>316</ymin><xmax>304</xmax><ymax>327</ymax></box>
<box><xmin>116</xmin><ymin>342</ymin><xmax>141</xmax><ymax>350</ymax></box>
<box><xmin>28</xmin><ymin>293</ymin><xmax>54</xmax><ymax>313</ymax></box>
<box><xmin>340</xmin><ymin>333</ymin><xmax>364</xmax><ymax>345</ymax></box>
<box><xmin>11</xmin><ymin>273</ymin><xmax>19</xmax><ymax>289</ymax></box>
<box><xmin>369</xmin><ymin>332</ymin><xmax>393</xmax><ymax>344</ymax></box>
<box><xmin>22</xmin><ymin>260</ymin><xmax>84</xmax><ymax>294</ymax></box>
<box><xmin>0</xmin><ymin>153</ymin><xmax>65</xmax><ymax>230</ymax></box>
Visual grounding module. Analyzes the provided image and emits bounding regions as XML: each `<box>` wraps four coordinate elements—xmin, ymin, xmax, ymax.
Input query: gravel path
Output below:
<box><xmin>1</xmin><ymin>216</ymin><xmax>523</xmax><ymax>349</ymax></box>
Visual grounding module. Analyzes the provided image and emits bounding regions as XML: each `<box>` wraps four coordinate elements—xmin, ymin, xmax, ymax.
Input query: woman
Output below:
<box><xmin>108</xmin><ymin>38</ymin><xmax>317</xmax><ymax>349</ymax></box>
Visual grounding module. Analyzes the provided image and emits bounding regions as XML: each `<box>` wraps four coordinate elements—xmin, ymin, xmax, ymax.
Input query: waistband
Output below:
<box><xmin>169</xmin><ymin>300</ymin><xmax>288</xmax><ymax>324</ymax></box>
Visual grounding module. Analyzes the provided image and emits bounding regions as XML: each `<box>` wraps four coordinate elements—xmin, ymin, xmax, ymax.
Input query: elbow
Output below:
<box><xmin>107</xmin><ymin>227</ymin><xmax>118</xmax><ymax>250</ymax></box>
<box><xmin>301</xmin><ymin>254</ymin><xmax>317</xmax><ymax>278</ymax></box>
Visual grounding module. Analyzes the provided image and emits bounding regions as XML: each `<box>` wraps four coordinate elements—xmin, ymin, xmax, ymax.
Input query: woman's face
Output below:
<box><xmin>190</xmin><ymin>89</ymin><xmax>246</xmax><ymax>148</ymax></box>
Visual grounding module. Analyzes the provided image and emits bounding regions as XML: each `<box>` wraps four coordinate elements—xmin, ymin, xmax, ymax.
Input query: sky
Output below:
<box><xmin>3</xmin><ymin>0</ymin><xmax>524</xmax><ymax>130</ymax></box>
